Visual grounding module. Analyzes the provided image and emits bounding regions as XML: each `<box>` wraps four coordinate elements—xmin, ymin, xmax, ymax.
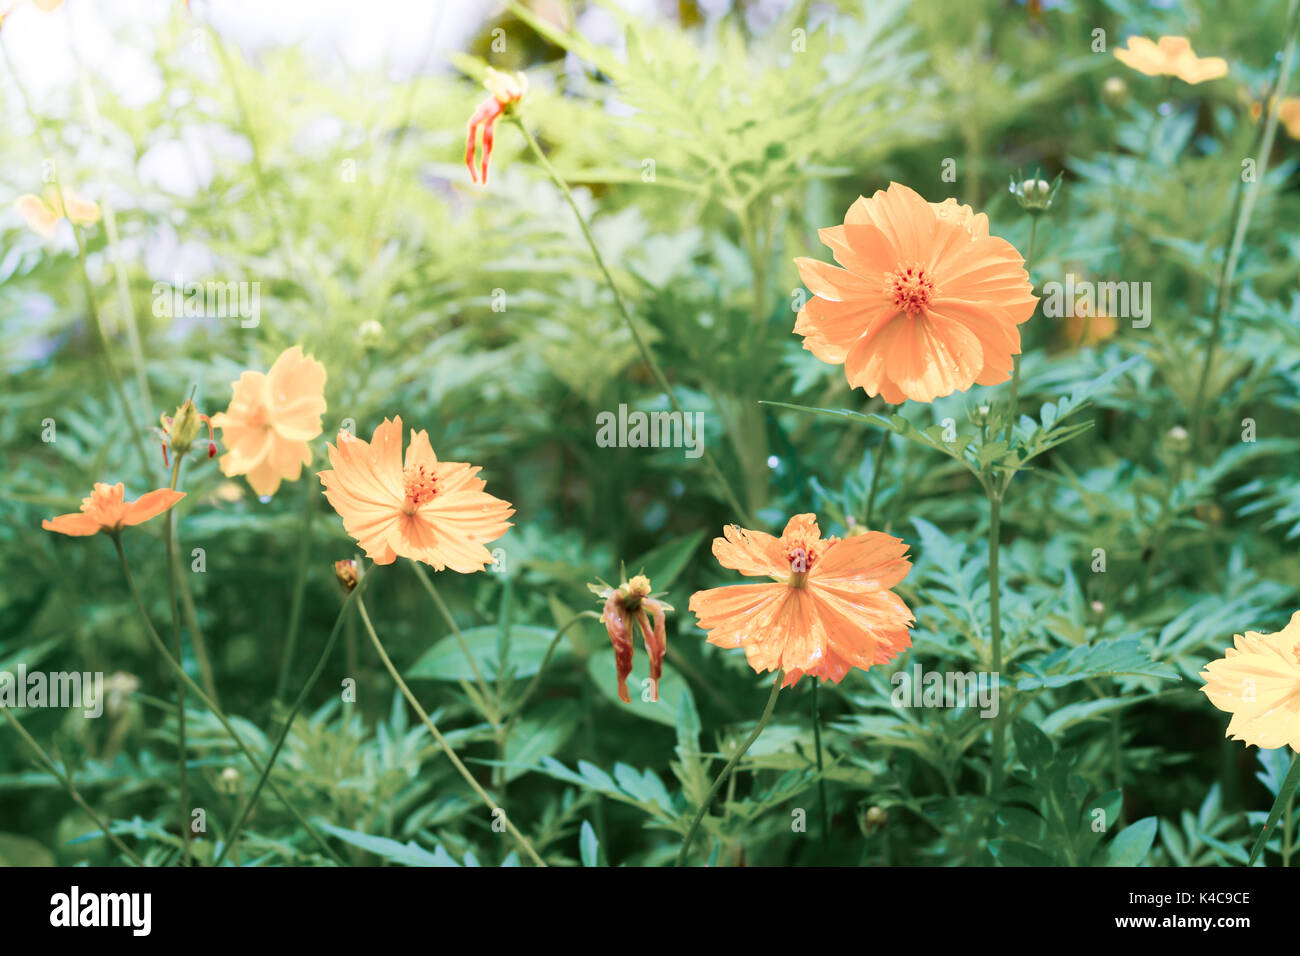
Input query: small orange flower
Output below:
<box><xmin>1113</xmin><ymin>35</ymin><xmax>1228</xmax><ymax>85</ymax></box>
<box><xmin>211</xmin><ymin>345</ymin><xmax>326</xmax><ymax>497</ymax></box>
<box><xmin>15</xmin><ymin>189</ymin><xmax>100</xmax><ymax>239</ymax></box>
<box><xmin>318</xmin><ymin>416</ymin><xmax>514</xmax><ymax>570</ymax></box>
<box><xmin>465</xmin><ymin>69</ymin><xmax>528</xmax><ymax>185</ymax></box>
<box><xmin>794</xmin><ymin>182</ymin><xmax>1037</xmax><ymax>404</ymax></box>
<box><xmin>590</xmin><ymin>574</ymin><xmax>673</xmax><ymax>703</ymax></box>
<box><xmin>1200</xmin><ymin>611</ymin><xmax>1300</xmax><ymax>751</ymax></box>
<box><xmin>42</xmin><ymin>482</ymin><xmax>184</xmax><ymax>537</ymax></box>
<box><xmin>688</xmin><ymin>514</ymin><xmax>914</xmax><ymax>687</ymax></box>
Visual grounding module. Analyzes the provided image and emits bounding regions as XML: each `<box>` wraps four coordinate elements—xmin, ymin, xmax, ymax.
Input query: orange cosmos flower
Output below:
<box><xmin>465</xmin><ymin>68</ymin><xmax>528</xmax><ymax>185</ymax></box>
<box><xmin>42</xmin><ymin>482</ymin><xmax>184</xmax><ymax>537</ymax></box>
<box><xmin>1200</xmin><ymin>611</ymin><xmax>1300</xmax><ymax>751</ymax></box>
<box><xmin>211</xmin><ymin>345</ymin><xmax>326</xmax><ymax>497</ymax></box>
<box><xmin>590</xmin><ymin>574</ymin><xmax>673</xmax><ymax>703</ymax></box>
<box><xmin>1113</xmin><ymin>35</ymin><xmax>1228</xmax><ymax>85</ymax></box>
<box><xmin>15</xmin><ymin>189</ymin><xmax>100</xmax><ymax>239</ymax></box>
<box><xmin>688</xmin><ymin>514</ymin><xmax>914</xmax><ymax>688</ymax></box>
<box><xmin>794</xmin><ymin>182</ymin><xmax>1037</xmax><ymax>404</ymax></box>
<box><xmin>318</xmin><ymin>416</ymin><xmax>513</xmax><ymax>570</ymax></box>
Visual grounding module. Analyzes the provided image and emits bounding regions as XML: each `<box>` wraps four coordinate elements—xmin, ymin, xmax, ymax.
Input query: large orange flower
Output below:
<box><xmin>688</xmin><ymin>514</ymin><xmax>913</xmax><ymax>687</ymax></box>
<box><xmin>1200</xmin><ymin>612</ymin><xmax>1300</xmax><ymax>751</ymax></box>
<box><xmin>1114</xmin><ymin>35</ymin><xmax>1228</xmax><ymax>85</ymax></box>
<box><xmin>318</xmin><ymin>416</ymin><xmax>513</xmax><ymax>570</ymax></box>
<box><xmin>211</xmin><ymin>345</ymin><xmax>326</xmax><ymax>497</ymax></box>
<box><xmin>42</xmin><ymin>482</ymin><xmax>184</xmax><ymax>537</ymax></box>
<box><xmin>794</xmin><ymin>183</ymin><xmax>1037</xmax><ymax>404</ymax></box>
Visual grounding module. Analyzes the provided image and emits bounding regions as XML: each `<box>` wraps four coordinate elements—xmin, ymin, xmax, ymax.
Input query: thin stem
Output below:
<box><xmin>507</xmin><ymin>611</ymin><xmax>601</xmax><ymax>723</ymax></box>
<box><xmin>864</xmin><ymin>410</ymin><xmax>893</xmax><ymax>529</ymax></box>
<box><xmin>214</xmin><ymin>572</ymin><xmax>370</xmax><ymax>866</ymax></box>
<box><xmin>111</xmin><ymin>535</ymin><xmax>345</xmax><ymax>865</ymax></box>
<box><xmin>409</xmin><ymin>561</ymin><xmax>494</xmax><ymax>711</ymax></box>
<box><xmin>676</xmin><ymin>671</ymin><xmax>784</xmax><ymax>866</ymax></box>
<box><xmin>1</xmin><ymin>705</ymin><xmax>146</xmax><ymax>866</ymax></box>
<box><xmin>1190</xmin><ymin>0</ymin><xmax>1300</xmax><ymax>445</ymax></box>
<box><xmin>275</xmin><ymin>480</ymin><xmax>317</xmax><ymax>704</ymax></box>
<box><xmin>1005</xmin><ymin>216</ymin><xmax>1038</xmax><ymax>430</ymax></box>
<box><xmin>811</xmin><ymin>678</ymin><xmax>829</xmax><ymax>848</ymax></box>
<box><xmin>512</xmin><ymin>119</ymin><xmax>754</xmax><ymax>526</ymax></box>
<box><xmin>987</xmin><ymin>490</ymin><xmax>1005</xmax><ymax>795</ymax></box>
<box><xmin>162</xmin><ymin>457</ymin><xmax>190</xmax><ymax>864</ymax></box>
<box><xmin>355</xmin><ymin>594</ymin><xmax>547</xmax><ymax>867</ymax></box>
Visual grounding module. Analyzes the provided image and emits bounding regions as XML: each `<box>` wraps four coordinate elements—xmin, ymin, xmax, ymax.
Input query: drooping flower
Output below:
<box><xmin>688</xmin><ymin>514</ymin><xmax>914</xmax><ymax>687</ymax></box>
<box><xmin>211</xmin><ymin>345</ymin><xmax>326</xmax><ymax>497</ymax></box>
<box><xmin>15</xmin><ymin>189</ymin><xmax>100</xmax><ymax>239</ymax></box>
<box><xmin>465</xmin><ymin>68</ymin><xmax>528</xmax><ymax>185</ymax></box>
<box><xmin>42</xmin><ymin>482</ymin><xmax>184</xmax><ymax>537</ymax></box>
<box><xmin>1113</xmin><ymin>35</ymin><xmax>1228</xmax><ymax>85</ymax></box>
<box><xmin>794</xmin><ymin>182</ymin><xmax>1038</xmax><ymax>404</ymax></box>
<box><xmin>1200</xmin><ymin>612</ymin><xmax>1300</xmax><ymax>751</ymax></box>
<box><xmin>589</xmin><ymin>574</ymin><xmax>673</xmax><ymax>703</ymax></box>
<box><xmin>318</xmin><ymin>416</ymin><xmax>513</xmax><ymax>570</ymax></box>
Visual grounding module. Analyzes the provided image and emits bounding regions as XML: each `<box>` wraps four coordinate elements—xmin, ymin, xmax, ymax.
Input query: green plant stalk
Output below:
<box><xmin>1190</xmin><ymin>0</ymin><xmax>1300</xmax><ymax>444</ymax></box>
<box><xmin>409</xmin><ymin>561</ymin><xmax>496</xmax><ymax>723</ymax></box>
<box><xmin>111</xmin><ymin>535</ymin><xmax>344</xmax><ymax>865</ymax></box>
<box><xmin>507</xmin><ymin>611</ymin><xmax>601</xmax><ymax>723</ymax></box>
<box><xmin>162</xmin><ymin>457</ymin><xmax>190</xmax><ymax>865</ymax></box>
<box><xmin>864</xmin><ymin>406</ymin><xmax>894</xmax><ymax>529</ymax></box>
<box><xmin>1005</xmin><ymin>217</ymin><xmax>1038</xmax><ymax>429</ymax></box>
<box><xmin>512</xmin><ymin>118</ymin><xmax>754</xmax><ymax>527</ymax></box>
<box><xmin>811</xmin><ymin>678</ymin><xmax>829</xmax><ymax>848</ymax></box>
<box><xmin>215</xmin><ymin>571</ymin><xmax>371</xmax><ymax>866</ymax></box>
<box><xmin>1249</xmin><ymin>750</ymin><xmax>1300</xmax><ymax>865</ymax></box>
<box><xmin>275</xmin><ymin>480</ymin><xmax>317</xmax><ymax>704</ymax></box>
<box><xmin>676</xmin><ymin>670</ymin><xmax>784</xmax><ymax>866</ymax></box>
<box><xmin>1</xmin><ymin>704</ymin><xmax>146</xmax><ymax>866</ymax></box>
<box><xmin>355</xmin><ymin>595</ymin><xmax>547</xmax><ymax>867</ymax></box>
<box><xmin>986</xmin><ymin>490</ymin><xmax>1005</xmax><ymax>795</ymax></box>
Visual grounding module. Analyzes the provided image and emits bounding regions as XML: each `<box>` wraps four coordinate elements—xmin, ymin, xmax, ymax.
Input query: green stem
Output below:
<box><xmin>214</xmin><ymin>572</ymin><xmax>370</xmax><ymax>866</ymax></box>
<box><xmin>1249</xmin><ymin>749</ymin><xmax>1300</xmax><ymax>865</ymax></box>
<box><xmin>811</xmin><ymin>678</ymin><xmax>829</xmax><ymax>848</ymax></box>
<box><xmin>864</xmin><ymin>408</ymin><xmax>893</xmax><ymax>528</ymax></box>
<box><xmin>409</xmin><ymin>561</ymin><xmax>494</xmax><ymax>715</ymax></box>
<box><xmin>987</xmin><ymin>490</ymin><xmax>1005</xmax><ymax>795</ymax></box>
<box><xmin>1005</xmin><ymin>217</ymin><xmax>1038</xmax><ymax>432</ymax></box>
<box><xmin>275</xmin><ymin>480</ymin><xmax>317</xmax><ymax>704</ymax></box>
<box><xmin>1</xmin><ymin>704</ymin><xmax>146</xmax><ymax>866</ymax></box>
<box><xmin>1190</xmin><ymin>0</ymin><xmax>1300</xmax><ymax>446</ymax></box>
<box><xmin>676</xmin><ymin>671</ymin><xmax>784</xmax><ymax>866</ymax></box>
<box><xmin>507</xmin><ymin>611</ymin><xmax>601</xmax><ymax>723</ymax></box>
<box><xmin>355</xmin><ymin>594</ymin><xmax>547</xmax><ymax>867</ymax></box>
<box><xmin>111</xmin><ymin>535</ymin><xmax>344</xmax><ymax>865</ymax></box>
<box><xmin>163</xmin><ymin>457</ymin><xmax>190</xmax><ymax>864</ymax></box>
<box><xmin>512</xmin><ymin>119</ymin><xmax>754</xmax><ymax>526</ymax></box>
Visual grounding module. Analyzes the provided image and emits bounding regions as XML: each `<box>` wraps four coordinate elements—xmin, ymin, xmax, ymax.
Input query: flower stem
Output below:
<box><xmin>811</xmin><ymin>678</ymin><xmax>830</xmax><ymax>848</ymax></box>
<box><xmin>507</xmin><ymin>611</ymin><xmax>601</xmax><ymax>723</ymax></box>
<box><xmin>676</xmin><ymin>671</ymin><xmax>784</xmax><ymax>866</ymax></box>
<box><xmin>162</xmin><ymin>457</ymin><xmax>190</xmax><ymax>864</ymax></box>
<box><xmin>214</xmin><ymin>571</ymin><xmax>370</xmax><ymax>866</ymax></box>
<box><xmin>355</xmin><ymin>594</ymin><xmax>547</xmax><ymax>867</ymax></box>
<box><xmin>986</xmin><ymin>489</ymin><xmax>1005</xmax><ymax>795</ymax></box>
<box><xmin>512</xmin><ymin>119</ymin><xmax>754</xmax><ymax>526</ymax></box>
<box><xmin>1005</xmin><ymin>217</ymin><xmax>1038</xmax><ymax>431</ymax></box>
<box><xmin>111</xmin><ymin>535</ymin><xmax>344</xmax><ymax>865</ymax></box>
<box><xmin>409</xmin><ymin>560</ymin><xmax>494</xmax><ymax>711</ymax></box>
<box><xmin>1</xmin><ymin>704</ymin><xmax>146</xmax><ymax>866</ymax></box>
<box><xmin>275</xmin><ymin>479</ymin><xmax>317</xmax><ymax>704</ymax></box>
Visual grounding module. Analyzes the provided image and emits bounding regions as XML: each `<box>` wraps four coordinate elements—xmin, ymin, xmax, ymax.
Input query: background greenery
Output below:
<box><xmin>1</xmin><ymin>0</ymin><xmax>1297</xmax><ymax>866</ymax></box>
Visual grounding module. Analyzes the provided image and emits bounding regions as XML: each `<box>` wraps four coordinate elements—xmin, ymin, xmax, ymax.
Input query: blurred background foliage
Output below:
<box><xmin>1</xmin><ymin>0</ymin><xmax>1298</xmax><ymax>866</ymax></box>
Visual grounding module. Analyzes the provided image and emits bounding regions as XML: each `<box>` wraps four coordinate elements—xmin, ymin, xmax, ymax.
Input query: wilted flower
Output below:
<box><xmin>590</xmin><ymin>574</ymin><xmax>673</xmax><ymax>703</ymax></box>
<box><xmin>689</xmin><ymin>514</ymin><xmax>914</xmax><ymax>687</ymax></box>
<box><xmin>1201</xmin><ymin>611</ymin><xmax>1300</xmax><ymax>750</ymax></box>
<box><xmin>318</xmin><ymin>416</ymin><xmax>513</xmax><ymax>570</ymax></box>
<box><xmin>465</xmin><ymin>68</ymin><xmax>528</xmax><ymax>185</ymax></box>
<box><xmin>211</xmin><ymin>345</ymin><xmax>327</xmax><ymax>497</ymax></box>
<box><xmin>15</xmin><ymin>189</ymin><xmax>99</xmax><ymax>239</ymax></box>
<box><xmin>1113</xmin><ymin>35</ymin><xmax>1228</xmax><ymax>85</ymax></box>
<box><xmin>793</xmin><ymin>182</ymin><xmax>1037</xmax><ymax>404</ymax></box>
<box><xmin>42</xmin><ymin>482</ymin><xmax>184</xmax><ymax>537</ymax></box>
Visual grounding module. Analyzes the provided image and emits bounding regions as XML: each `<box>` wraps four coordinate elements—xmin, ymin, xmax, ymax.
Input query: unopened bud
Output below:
<box><xmin>333</xmin><ymin>559</ymin><xmax>360</xmax><ymax>593</ymax></box>
<box><xmin>1102</xmin><ymin>76</ymin><xmax>1127</xmax><ymax>107</ymax></box>
<box><xmin>863</xmin><ymin>806</ymin><xmax>888</xmax><ymax>834</ymax></box>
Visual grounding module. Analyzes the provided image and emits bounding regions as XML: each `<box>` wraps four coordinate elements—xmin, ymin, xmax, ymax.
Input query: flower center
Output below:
<box><xmin>887</xmin><ymin>265</ymin><xmax>935</xmax><ymax>314</ymax></box>
<box><xmin>402</xmin><ymin>464</ymin><xmax>438</xmax><ymax>513</ymax></box>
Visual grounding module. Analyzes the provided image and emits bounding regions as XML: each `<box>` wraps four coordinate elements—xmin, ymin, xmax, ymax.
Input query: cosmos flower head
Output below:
<box><xmin>1201</xmin><ymin>611</ymin><xmax>1300</xmax><ymax>751</ymax></box>
<box><xmin>1113</xmin><ymin>35</ymin><xmax>1228</xmax><ymax>85</ymax></box>
<box><xmin>42</xmin><ymin>482</ymin><xmax>185</xmax><ymax>537</ymax></box>
<box><xmin>689</xmin><ymin>514</ymin><xmax>914</xmax><ymax>687</ymax></box>
<box><xmin>794</xmin><ymin>182</ymin><xmax>1037</xmax><ymax>405</ymax></box>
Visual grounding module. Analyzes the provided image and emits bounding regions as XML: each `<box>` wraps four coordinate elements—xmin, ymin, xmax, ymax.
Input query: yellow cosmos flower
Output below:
<box><xmin>1201</xmin><ymin>611</ymin><xmax>1300</xmax><ymax>751</ymax></box>
<box><xmin>1113</xmin><ymin>35</ymin><xmax>1228</xmax><ymax>85</ymax></box>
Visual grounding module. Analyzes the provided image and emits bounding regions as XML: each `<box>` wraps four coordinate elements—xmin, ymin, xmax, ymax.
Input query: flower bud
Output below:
<box><xmin>863</xmin><ymin>805</ymin><xmax>888</xmax><ymax>834</ymax></box>
<box><xmin>1009</xmin><ymin>172</ymin><xmax>1061</xmax><ymax>214</ymax></box>
<box><xmin>333</xmin><ymin>559</ymin><xmax>361</xmax><ymax>593</ymax></box>
<box><xmin>1102</xmin><ymin>76</ymin><xmax>1127</xmax><ymax>107</ymax></box>
<box><xmin>159</xmin><ymin>396</ymin><xmax>215</xmax><ymax>467</ymax></box>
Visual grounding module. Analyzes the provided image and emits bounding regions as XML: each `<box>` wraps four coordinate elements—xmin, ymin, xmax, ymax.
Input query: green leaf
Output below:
<box><xmin>1012</xmin><ymin>718</ymin><xmax>1054</xmax><ymax>769</ymax></box>
<box><xmin>503</xmin><ymin>701</ymin><xmax>580</xmax><ymax>782</ymax></box>
<box><xmin>586</xmin><ymin>653</ymin><xmax>694</xmax><ymax>727</ymax></box>
<box><xmin>989</xmin><ymin>838</ymin><xmax>1057</xmax><ymax>867</ymax></box>
<box><xmin>408</xmin><ymin>625</ymin><xmax>566</xmax><ymax>681</ymax></box>
<box><xmin>579</xmin><ymin>820</ymin><xmax>600</xmax><ymax>867</ymax></box>
<box><xmin>1016</xmin><ymin>638</ymin><xmax>1179</xmax><ymax>691</ymax></box>
<box><xmin>629</xmin><ymin>530</ymin><xmax>705</xmax><ymax>592</ymax></box>
<box><xmin>1105</xmin><ymin>816</ymin><xmax>1158</xmax><ymax>867</ymax></box>
<box><xmin>317</xmin><ymin>823</ymin><xmax>463</xmax><ymax>867</ymax></box>
<box><xmin>1249</xmin><ymin>751</ymin><xmax>1300</xmax><ymax>865</ymax></box>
